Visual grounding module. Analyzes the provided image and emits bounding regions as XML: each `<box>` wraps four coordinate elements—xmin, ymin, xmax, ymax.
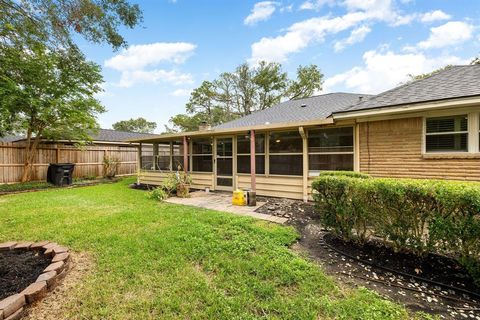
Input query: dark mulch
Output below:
<box><xmin>0</xmin><ymin>250</ymin><xmax>51</xmax><ymax>300</ymax></box>
<box><xmin>324</xmin><ymin>234</ymin><xmax>480</xmax><ymax>297</ymax></box>
<box><xmin>255</xmin><ymin>196</ymin><xmax>480</xmax><ymax>319</ymax></box>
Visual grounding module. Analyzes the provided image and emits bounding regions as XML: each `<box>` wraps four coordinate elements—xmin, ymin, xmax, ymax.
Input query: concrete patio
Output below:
<box><xmin>165</xmin><ymin>191</ymin><xmax>288</xmax><ymax>224</ymax></box>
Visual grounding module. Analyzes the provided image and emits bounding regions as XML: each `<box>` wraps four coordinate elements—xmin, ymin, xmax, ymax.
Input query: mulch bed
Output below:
<box><xmin>0</xmin><ymin>250</ymin><xmax>51</xmax><ymax>300</ymax></box>
<box><xmin>255</xmin><ymin>196</ymin><xmax>480</xmax><ymax>319</ymax></box>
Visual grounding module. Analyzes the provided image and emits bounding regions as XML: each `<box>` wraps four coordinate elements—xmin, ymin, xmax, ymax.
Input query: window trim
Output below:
<box><xmin>422</xmin><ymin>112</ymin><xmax>480</xmax><ymax>156</ymax></box>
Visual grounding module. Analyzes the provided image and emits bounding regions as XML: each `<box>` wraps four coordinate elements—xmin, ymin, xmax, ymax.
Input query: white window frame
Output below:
<box><xmin>422</xmin><ymin>111</ymin><xmax>480</xmax><ymax>155</ymax></box>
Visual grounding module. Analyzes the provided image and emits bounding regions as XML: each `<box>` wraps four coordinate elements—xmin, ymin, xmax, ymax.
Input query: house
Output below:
<box><xmin>1</xmin><ymin>128</ymin><xmax>159</xmax><ymax>147</ymax></box>
<box><xmin>131</xmin><ymin>65</ymin><xmax>480</xmax><ymax>200</ymax></box>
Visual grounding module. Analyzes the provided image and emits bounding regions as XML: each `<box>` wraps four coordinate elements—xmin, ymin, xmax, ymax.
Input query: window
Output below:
<box><xmin>425</xmin><ymin>115</ymin><xmax>468</xmax><ymax>153</ymax></box>
<box><xmin>308</xmin><ymin>127</ymin><xmax>354</xmax><ymax>172</ymax></box>
<box><xmin>191</xmin><ymin>138</ymin><xmax>212</xmax><ymax>172</ymax></box>
<box><xmin>269</xmin><ymin>131</ymin><xmax>303</xmax><ymax>175</ymax></box>
<box><xmin>236</xmin><ymin>134</ymin><xmax>265</xmax><ymax>174</ymax></box>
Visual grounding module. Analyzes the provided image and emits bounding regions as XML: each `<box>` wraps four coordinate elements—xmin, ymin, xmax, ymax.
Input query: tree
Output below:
<box><xmin>166</xmin><ymin>61</ymin><xmax>323</xmax><ymax>132</ymax></box>
<box><xmin>0</xmin><ymin>43</ymin><xmax>105</xmax><ymax>181</ymax></box>
<box><xmin>113</xmin><ymin>118</ymin><xmax>157</xmax><ymax>133</ymax></box>
<box><xmin>408</xmin><ymin>65</ymin><xmax>452</xmax><ymax>82</ymax></box>
<box><xmin>471</xmin><ymin>57</ymin><xmax>480</xmax><ymax>65</ymax></box>
<box><xmin>0</xmin><ymin>0</ymin><xmax>142</xmax><ymax>50</ymax></box>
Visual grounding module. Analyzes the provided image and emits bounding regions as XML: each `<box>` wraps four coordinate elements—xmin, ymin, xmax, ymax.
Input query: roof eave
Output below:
<box><xmin>129</xmin><ymin>117</ymin><xmax>335</xmax><ymax>143</ymax></box>
<box><xmin>332</xmin><ymin>95</ymin><xmax>480</xmax><ymax>120</ymax></box>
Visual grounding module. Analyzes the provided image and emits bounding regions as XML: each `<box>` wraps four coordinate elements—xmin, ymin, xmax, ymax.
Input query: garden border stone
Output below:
<box><xmin>0</xmin><ymin>241</ymin><xmax>71</xmax><ymax>320</ymax></box>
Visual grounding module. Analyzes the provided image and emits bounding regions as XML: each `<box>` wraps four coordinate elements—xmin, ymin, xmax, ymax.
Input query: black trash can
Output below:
<box><xmin>47</xmin><ymin>163</ymin><xmax>75</xmax><ymax>186</ymax></box>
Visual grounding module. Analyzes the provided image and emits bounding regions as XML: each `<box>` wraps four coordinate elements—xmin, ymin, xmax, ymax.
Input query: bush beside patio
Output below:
<box><xmin>312</xmin><ymin>173</ymin><xmax>480</xmax><ymax>285</ymax></box>
<box><xmin>0</xmin><ymin>178</ymin><xmax>413</xmax><ymax>319</ymax></box>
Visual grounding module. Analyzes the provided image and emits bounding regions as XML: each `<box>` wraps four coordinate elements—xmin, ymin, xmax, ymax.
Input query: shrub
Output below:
<box><xmin>311</xmin><ymin>175</ymin><xmax>480</xmax><ymax>284</ymax></box>
<box><xmin>148</xmin><ymin>187</ymin><xmax>169</xmax><ymax>201</ymax></box>
<box><xmin>103</xmin><ymin>155</ymin><xmax>120</xmax><ymax>178</ymax></box>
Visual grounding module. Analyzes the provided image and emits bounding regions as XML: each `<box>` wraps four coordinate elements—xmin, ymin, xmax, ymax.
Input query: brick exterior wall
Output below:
<box><xmin>359</xmin><ymin>117</ymin><xmax>480</xmax><ymax>181</ymax></box>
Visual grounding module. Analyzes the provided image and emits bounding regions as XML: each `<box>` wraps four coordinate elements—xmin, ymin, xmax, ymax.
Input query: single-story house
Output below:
<box><xmin>131</xmin><ymin>65</ymin><xmax>480</xmax><ymax>200</ymax></box>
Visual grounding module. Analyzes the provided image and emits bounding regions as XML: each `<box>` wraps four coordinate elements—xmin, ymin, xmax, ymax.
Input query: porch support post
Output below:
<box><xmin>250</xmin><ymin>130</ymin><xmax>256</xmax><ymax>192</ymax></box>
<box><xmin>299</xmin><ymin>127</ymin><xmax>308</xmax><ymax>202</ymax></box>
<box><xmin>137</xmin><ymin>143</ymin><xmax>142</xmax><ymax>184</ymax></box>
<box><xmin>152</xmin><ymin>142</ymin><xmax>159</xmax><ymax>170</ymax></box>
<box><xmin>183</xmin><ymin>136</ymin><xmax>188</xmax><ymax>172</ymax></box>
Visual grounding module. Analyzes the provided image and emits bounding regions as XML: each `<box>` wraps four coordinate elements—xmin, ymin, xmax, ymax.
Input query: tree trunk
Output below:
<box><xmin>21</xmin><ymin>130</ymin><xmax>42</xmax><ymax>182</ymax></box>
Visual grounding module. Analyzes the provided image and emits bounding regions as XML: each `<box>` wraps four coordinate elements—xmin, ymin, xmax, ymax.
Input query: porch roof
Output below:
<box><xmin>129</xmin><ymin>117</ymin><xmax>334</xmax><ymax>143</ymax></box>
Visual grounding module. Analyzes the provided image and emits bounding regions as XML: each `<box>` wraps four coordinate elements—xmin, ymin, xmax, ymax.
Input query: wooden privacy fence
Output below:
<box><xmin>0</xmin><ymin>142</ymin><xmax>143</xmax><ymax>184</ymax></box>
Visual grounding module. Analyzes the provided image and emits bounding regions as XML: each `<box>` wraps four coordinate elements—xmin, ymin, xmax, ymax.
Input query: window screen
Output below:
<box><xmin>425</xmin><ymin>115</ymin><xmax>468</xmax><ymax>152</ymax></box>
<box><xmin>268</xmin><ymin>131</ymin><xmax>303</xmax><ymax>176</ymax></box>
<box><xmin>308</xmin><ymin>127</ymin><xmax>354</xmax><ymax>172</ymax></box>
<box><xmin>236</xmin><ymin>134</ymin><xmax>265</xmax><ymax>174</ymax></box>
<box><xmin>191</xmin><ymin>138</ymin><xmax>213</xmax><ymax>172</ymax></box>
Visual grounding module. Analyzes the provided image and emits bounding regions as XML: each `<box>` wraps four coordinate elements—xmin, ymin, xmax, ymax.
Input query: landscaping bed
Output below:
<box><xmin>0</xmin><ymin>177</ymin><xmax>122</xmax><ymax>195</ymax></box>
<box><xmin>255</xmin><ymin>197</ymin><xmax>480</xmax><ymax>319</ymax></box>
<box><xmin>0</xmin><ymin>250</ymin><xmax>50</xmax><ymax>300</ymax></box>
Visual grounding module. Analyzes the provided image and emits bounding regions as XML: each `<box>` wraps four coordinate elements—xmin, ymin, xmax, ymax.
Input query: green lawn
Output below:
<box><xmin>0</xmin><ymin>178</ymin><xmax>413</xmax><ymax>319</ymax></box>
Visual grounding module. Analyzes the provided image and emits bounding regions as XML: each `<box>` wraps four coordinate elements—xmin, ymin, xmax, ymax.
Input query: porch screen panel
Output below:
<box><xmin>172</xmin><ymin>141</ymin><xmax>188</xmax><ymax>171</ymax></box>
<box><xmin>236</xmin><ymin>134</ymin><xmax>265</xmax><ymax>174</ymax></box>
<box><xmin>191</xmin><ymin>138</ymin><xmax>213</xmax><ymax>172</ymax></box>
<box><xmin>156</xmin><ymin>143</ymin><xmax>171</xmax><ymax>170</ymax></box>
<box><xmin>308</xmin><ymin>127</ymin><xmax>354</xmax><ymax>172</ymax></box>
<box><xmin>268</xmin><ymin>131</ymin><xmax>303</xmax><ymax>176</ymax></box>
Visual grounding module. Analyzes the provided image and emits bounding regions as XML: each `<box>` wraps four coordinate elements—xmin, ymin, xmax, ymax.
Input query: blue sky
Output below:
<box><xmin>77</xmin><ymin>0</ymin><xmax>480</xmax><ymax>133</ymax></box>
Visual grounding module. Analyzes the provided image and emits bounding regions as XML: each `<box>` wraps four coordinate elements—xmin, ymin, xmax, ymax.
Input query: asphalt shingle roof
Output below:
<box><xmin>338</xmin><ymin>65</ymin><xmax>480</xmax><ymax>114</ymax></box>
<box><xmin>215</xmin><ymin>92</ymin><xmax>371</xmax><ymax>129</ymax></box>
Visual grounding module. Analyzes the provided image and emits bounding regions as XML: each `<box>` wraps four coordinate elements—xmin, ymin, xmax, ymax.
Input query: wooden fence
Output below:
<box><xmin>0</xmin><ymin>142</ymin><xmax>146</xmax><ymax>184</ymax></box>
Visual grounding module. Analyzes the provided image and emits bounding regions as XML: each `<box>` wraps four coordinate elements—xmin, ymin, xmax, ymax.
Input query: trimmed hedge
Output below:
<box><xmin>319</xmin><ymin>170</ymin><xmax>371</xmax><ymax>179</ymax></box>
<box><xmin>312</xmin><ymin>175</ymin><xmax>480</xmax><ymax>285</ymax></box>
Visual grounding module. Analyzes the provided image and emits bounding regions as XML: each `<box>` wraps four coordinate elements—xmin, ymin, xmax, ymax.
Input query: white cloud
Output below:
<box><xmin>250</xmin><ymin>0</ymin><xmax>414</xmax><ymax>63</ymax></box>
<box><xmin>105</xmin><ymin>42</ymin><xmax>196</xmax><ymax>88</ymax></box>
<box><xmin>417</xmin><ymin>21</ymin><xmax>473</xmax><ymax>50</ymax></box>
<box><xmin>323</xmin><ymin>49</ymin><xmax>468</xmax><ymax>94</ymax></box>
<box><xmin>334</xmin><ymin>25</ymin><xmax>371</xmax><ymax>51</ymax></box>
<box><xmin>117</xmin><ymin>70</ymin><xmax>193</xmax><ymax>88</ymax></box>
<box><xmin>299</xmin><ymin>0</ymin><xmax>335</xmax><ymax>11</ymax></box>
<box><xmin>172</xmin><ymin>88</ymin><xmax>192</xmax><ymax>97</ymax></box>
<box><xmin>420</xmin><ymin>10</ymin><xmax>451</xmax><ymax>23</ymax></box>
<box><xmin>244</xmin><ymin>1</ymin><xmax>278</xmax><ymax>26</ymax></box>
<box><xmin>105</xmin><ymin>42</ymin><xmax>196</xmax><ymax>71</ymax></box>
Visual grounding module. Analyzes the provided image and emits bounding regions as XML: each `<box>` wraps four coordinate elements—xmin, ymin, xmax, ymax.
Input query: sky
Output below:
<box><xmin>77</xmin><ymin>0</ymin><xmax>480</xmax><ymax>133</ymax></box>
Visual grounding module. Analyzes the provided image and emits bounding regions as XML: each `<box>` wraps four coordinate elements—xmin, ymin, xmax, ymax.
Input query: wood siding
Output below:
<box><xmin>139</xmin><ymin>171</ymin><xmax>214</xmax><ymax>190</ymax></box>
<box><xmin>359</xmin><ymin>117</ymin><xmax>480</xmax><ymax>181</ymax></box>
<box><xmin>237</xmin><ymin>175</ymin><xmax>303</xmax><ymax>200</ymax></box>
<box><xmin>0</xmin><ymin>142</ymin><xmax>140</xmax><ymax>183</ymax></box>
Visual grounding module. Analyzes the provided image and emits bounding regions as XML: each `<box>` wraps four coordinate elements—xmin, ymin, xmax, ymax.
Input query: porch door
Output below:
<box><xmin>215</xmin><ymin>137</ymin><xmax>233</xmax><ymax>190</ymax></box>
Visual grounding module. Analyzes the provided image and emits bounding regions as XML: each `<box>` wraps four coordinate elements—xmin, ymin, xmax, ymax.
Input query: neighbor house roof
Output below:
<box><xmin>335</xmin><ymin>65</ymin><xmax>480</xmax><ymax>115</ymax></box>
<box><xmin>215</xmin><ymin>92</ymin><xmax>371</xmax><ymax>129</ymax></box>
<box><xmin>0</xmin><ymin>129</ymin><xmax>159</xmax><ymax>144</ymax></box>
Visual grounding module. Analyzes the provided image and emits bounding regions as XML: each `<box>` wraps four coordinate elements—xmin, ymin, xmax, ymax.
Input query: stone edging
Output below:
<box><xmin>0</xmin><ymin>241</ymin><xmax>71</xmax><ymax>320</ymax></box>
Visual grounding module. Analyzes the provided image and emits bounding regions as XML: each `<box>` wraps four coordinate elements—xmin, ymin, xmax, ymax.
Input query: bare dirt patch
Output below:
<box><xmin>0</xmin><ymin>250</ymin><xmax>51</xmax><ymax>300</ymax></box>
<box><xmin>22</xmin><ymin>252</ymin><xmax>95</xmax><ymax>320</ymax></box>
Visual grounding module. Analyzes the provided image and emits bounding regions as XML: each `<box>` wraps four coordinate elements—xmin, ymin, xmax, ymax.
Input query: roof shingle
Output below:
<box><xmin>215</xmin><ymin>92</ymin><xmax>371</xmax><ymax>129</ymax></box>
<box><xmin>337</xmin><ymin>65</ymin><xmax>480</xmax><ymax>114</ymax></box>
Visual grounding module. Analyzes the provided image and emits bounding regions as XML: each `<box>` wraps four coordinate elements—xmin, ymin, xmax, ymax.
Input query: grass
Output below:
<box><xmin>0</xmin><ymin>178</ymin><xmax>415</xmax><ymax>319</ymax></box>
<box><xmin>0</xmin><ymin>181</ymin><xmax>56</xmax><ymax>193</ymax></box>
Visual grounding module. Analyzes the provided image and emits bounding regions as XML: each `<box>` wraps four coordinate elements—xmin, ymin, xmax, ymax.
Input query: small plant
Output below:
<box><xmin>103</xmin><ymin>155</ymin><xmax>120</xmax><ymax>179</ymax></box>
<box><xmin>148</xmin><ymin>187</ymin><xmax>169</xmax><ymax>201</ymax></box>
<box><xmin>175</xmin><ymin>170</ymin><xmax>192</xmax><ymax>198</ymax></box>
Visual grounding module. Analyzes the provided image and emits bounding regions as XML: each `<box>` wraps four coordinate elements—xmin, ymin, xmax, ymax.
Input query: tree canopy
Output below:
<box><xmin>166</xmin><ymin>62</ymin><xmax>323</xmax><ymax>132</ymax></box>
<box><xmin>113</xmin><ymin>117</ymin><xmax>157</xmax><ymax>133</ymax></box>
<box><xmin>0</xmin><ymin>0</ymin><xmax>142</xmax><ymax>50</ymax></box>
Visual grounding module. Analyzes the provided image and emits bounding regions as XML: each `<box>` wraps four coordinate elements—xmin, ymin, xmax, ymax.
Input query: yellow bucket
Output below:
<box><xmin>232</xmin><ymin>189</ymin><xmax>246</xmax><ymax>206</ymax></box>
